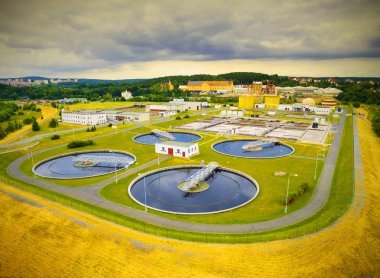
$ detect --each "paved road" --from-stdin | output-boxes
[352,115,365,214]
[0,116,172,149]
[7,111,349,233]
[0,109,212,149]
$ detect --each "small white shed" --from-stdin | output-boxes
[155,141,199,158]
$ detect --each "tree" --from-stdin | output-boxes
[0,127,6,139]
[5,121,15,133]
[23,118,33,125]
[51,134,60,140]
[372,110,380,137]
[22,103,31,110]
[103,93,113,101]
[32,119,40,131]
[49,118,58,128]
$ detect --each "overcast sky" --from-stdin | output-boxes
[0,0,379,78]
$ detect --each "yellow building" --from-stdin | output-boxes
[168,81,174,91]
[302,97,316,106]
[252,82,262,94]
[161,81,174,91]
[187,81,234,93]
[321,98,339,109]
[238,95,260,109]
[264,95,280,109]
[238,82,280,109]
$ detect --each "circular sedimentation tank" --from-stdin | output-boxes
[33,150,136,179]
[133,131,201,145]
[128,166,259,214]
[212,139,294,158]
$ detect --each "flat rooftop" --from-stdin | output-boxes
[157,141,197,147]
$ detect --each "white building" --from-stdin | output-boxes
[147,101,207,112]
[155,141,199,158]
[315,87,342,97]
[254,103,266,109]
[233,85,250,94]
[169,100,207,110]
[278,104,293,111]
[220,110,244,117]
[172,98,185,102]
[159,110,177,117]
[147,103,187,112]
[105,111,150,122]
[121,90,133,99]
[277,87,295,96]
[314,107,332,115]
[215,90,233,95]
[61,111,107,125]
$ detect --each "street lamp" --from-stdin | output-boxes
[111,124,118,135]
[138,173,147,212]
[144,175,147,212]
[25,147,36,177]
[285,173,298,213]
[314,150,325,180]
[114,162,118,183]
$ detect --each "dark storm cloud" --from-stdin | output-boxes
[0,0,379,75]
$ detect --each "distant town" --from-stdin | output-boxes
[0,78,78,87]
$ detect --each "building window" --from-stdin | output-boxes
[161,147,165,151]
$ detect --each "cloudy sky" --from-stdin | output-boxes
[0,0,379,78]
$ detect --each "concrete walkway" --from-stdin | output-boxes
[6,111,349,233]
[0,116,172,149]
[352,115,365,214]
[0,107,213,149]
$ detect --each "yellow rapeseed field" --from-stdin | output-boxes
[0,115,379,277]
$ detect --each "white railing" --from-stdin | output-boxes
[265,123,280,134]
[181,162,219,191]
[72,155,134,168]
[152,129,175,140]
[242,138,279,151]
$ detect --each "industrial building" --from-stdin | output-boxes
[185,81,234,93]
[155,141,199,158]
[61,111,107,125]
[278,103,332,115]
[106,111,151,122]
[121,90,133,99]
[146,99,208,113]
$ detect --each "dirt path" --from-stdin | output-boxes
[0,115,379,277]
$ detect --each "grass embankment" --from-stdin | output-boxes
[0,114,377,276]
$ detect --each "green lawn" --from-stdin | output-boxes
[99,131,323,224]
